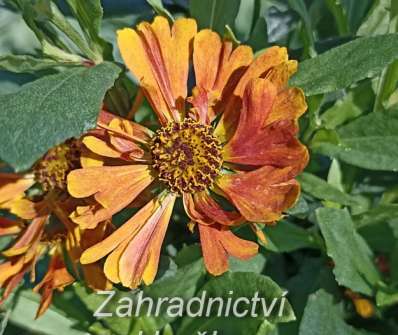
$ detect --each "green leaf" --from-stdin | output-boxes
[65,0,113,60]
[7,290,87,335]
[190,0,241,35]
[177,272,295,335]
[290,33,398,96]
[234,0,255,41]
[311,112,398,171]
[354,204,398,228]
[297,172,359,206]
[299,290,374,335]
[228,254,266,273]
[0,62,120,171]
[261,220,318,253]
[357,0,391,37]
[146,0,174,22]
[316,208,380,295]
[0,54,80,73]
[376,285,398,307]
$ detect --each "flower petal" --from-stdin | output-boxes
[118,193,176,288]
[191,191,242,226]
[0,173,34,206]
[214,47,289,142]
[0,217,22,236]
[117,17,197,124]
[80,196,166,264]
[216,166,301,223]
[222,78,309,170]
[198,224,258,276]
[3,215,47,257]
[68,165,154,227]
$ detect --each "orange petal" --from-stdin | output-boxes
[67,165,154,226]
[83,136,121,158]
[98,110,153,144]
[34,252,74,318]
[117,17,197,124]
[193,30,222,92]
[10,198,48,220]
[192,33,253,124]
[222,78,308,170]
[193,191,242,226]
[214,47,288,142]
[104,239,129,284]
[0,173,34,206]
[216,166,301,223]
[118,193,176,288]
[198,223,228,276]
[223,78,277,154]
[0,258,24,285]
[199,223,258,276]
[3,215,47,257]
[0,217,22,236]
[0,268,26,304]
[80,196,164,264]
[268,87,307,125]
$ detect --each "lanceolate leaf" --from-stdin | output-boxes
[297,172,359,206]
[0,54,81,73]
[316,208,380,296]
[312,112,398,171]
[291,33,398,96]
[65,0,113,60]
[0,62,120,171]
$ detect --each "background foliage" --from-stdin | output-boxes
[0,0,398,334]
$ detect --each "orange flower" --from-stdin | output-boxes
[68,16,308,288]
[0,140,111,318]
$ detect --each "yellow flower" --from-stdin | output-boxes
[67,16,308,288]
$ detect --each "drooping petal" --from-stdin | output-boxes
[183,191,242,226]
[199,223,258,276]
[118,193,176,287]
[80,196,167,264]
[9,198,48,220]
[0,217,22,236]
[33,250,75,318]
[117,17,197,124]
[216,166,301,223]
[67,165,154,227]
[0,173,35,206]
[2,215,47,257]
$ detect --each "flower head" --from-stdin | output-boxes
[68,16,308,288]
[0,140,111,317]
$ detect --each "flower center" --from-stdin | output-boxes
[151,119,222,194]
[34,139,81,192]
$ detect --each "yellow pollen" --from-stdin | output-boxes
[151,119,222,194]
[34,139,81,192]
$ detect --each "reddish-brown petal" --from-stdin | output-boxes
[216,166,301,223]
[33,251,74,318]
[199,223,258,276]
[193,191,243,226]
[0,217,22,236]
[222,78,308,170]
